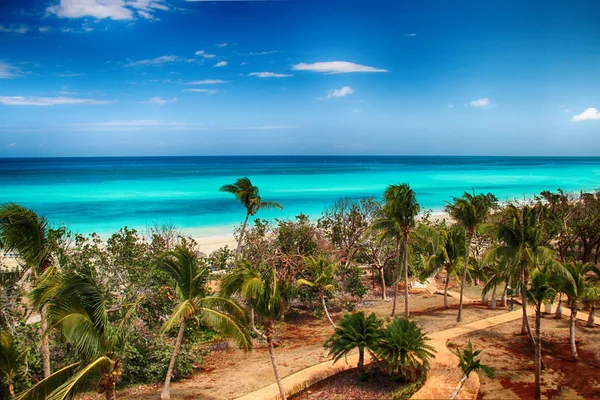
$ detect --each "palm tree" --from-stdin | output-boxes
[374,318,436,381]
[0,203,54,378]
[219,177,283,259]
[584,283,600,327]
[0,331,29,398]
[371,184,420,317]
[449,341,494,400]
[445,191,497,322]
[17,271,136,400]
[297,255,338,327]
[323,312,382,372]
[220,262,288,400]
[555,261,600,361]
[420,224,466,308]
[156,246,251,400]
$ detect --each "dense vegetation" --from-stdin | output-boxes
[1,182,599,400]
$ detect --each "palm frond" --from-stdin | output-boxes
[15,362,80,400]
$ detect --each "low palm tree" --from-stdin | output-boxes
[219,177,282,259]
[297,255,338,327]
[374,318,435,381]
[449,341,494,400]
[0,203,54,378]
[323,312,382,372]
[584,283,600,327]
[445,191,497,322]
[0,330,29,398]
[371,184,420,317]
[156,246,251,400]
[17,271,136,400]
[420,224,466,308]
[220,262,288,400]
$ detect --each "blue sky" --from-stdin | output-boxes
[1,0,599,157]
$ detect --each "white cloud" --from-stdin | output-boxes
[572,108,600,122]
[125,55,180,67]
[6,143,16,148]
[214,61,228,67]
[327,86,354,98]
[184,89,218,94]
[248,51,279,56]
[139,96,177,105]
[186,79,229,85]
[216,43,227,47]
[448,103,454,109]
[0,25,30,34]
[74,120,188,131]
[0,62,20,79]
[39,26,53,33]
[47,0,169,21]
[292,61,387,74]
[55,72,86,77]
[405,33,417,37]
[195,50,216,59]
[353,108,363,113]
[559,104,570,114]
[0,96,112,106]
[249,72,292,78]
[468,98,490,108]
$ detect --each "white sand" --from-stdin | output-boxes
[195,235,237,255]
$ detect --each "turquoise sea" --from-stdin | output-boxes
[1,156,599,237]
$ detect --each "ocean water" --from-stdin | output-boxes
[1,156,599,237]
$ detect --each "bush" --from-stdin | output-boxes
[337,264,367,298]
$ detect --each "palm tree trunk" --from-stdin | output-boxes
[534,303,542,400]
[161,319,186,400]
[449,373,469,400]
[380,266,387,301]
[321,292,336,328]
[490,286,497,310]
[234,212,250,260]
[266,323,286,400]
[457,233,471,323]
[555,294,563,319]
[402,235,410,318]
[358,347,365,371]
[443,271,450,309]
[391,240,401,317]
[8,376,14,398]
[40,305,51,379]
[570,307,578,361]
[587,304,596,327]
[520,263,533,339]
[105,385,117,400]
[501,283,508,307]
[481,290,489,307]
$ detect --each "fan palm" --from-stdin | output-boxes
[0,330,29,398]
[219,177,282,259]
[0,203,54,378]
[374,318,435,381]
[17,271,136,400]
[449,341,494,400]
[445,191,497,322]
[584,283,600,327]
[297,255,338,327]
[370,184,420,317]
[220,262,287,399]
[420,224,466,308]
[156,246,251,400]
[323,312,382,372]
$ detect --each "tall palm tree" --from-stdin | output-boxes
[554,261,600,361]
[420,224,466,308]
[374,318,436,381]
[219,177,283,259]
[18,271,137,400]
[449,341,494,400]
[220,262,288,400]
[323,312,382,372]
[297,255,338,327]
[445,191,497,322]
[0,330,29,398]
[156,246,251,400]
[0,203,54,378]
[371,184,420,317]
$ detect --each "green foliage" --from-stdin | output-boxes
[337,264,367,299]
[455,341,494,379]
[276,213,318,257]
[219,177,283,217]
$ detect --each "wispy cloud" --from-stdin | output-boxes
[0,96,112,106]
[39,26,53,33]
[328,86,353,98]
[139,96,177,105]
[66,120,189,131]
[0,24,30,34]
[467,98,490,108]
[247,50,279,56]
[216,42,228,47]
[214,61,228,67]
[292,61,387,74]
[405,33,417,37]
[55,72,87,77]
[249,72,292,78]
[195,50,215,59]
[125,55,181,67]
[559,104,570,114]
[572,108,600,122]
[47,0,169,21]
[0,62,21,79]
[448,103,454,109]
[183,89,218,94]
[186,79,229,85]
[6,143,16,148]
[222,125,298,130]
